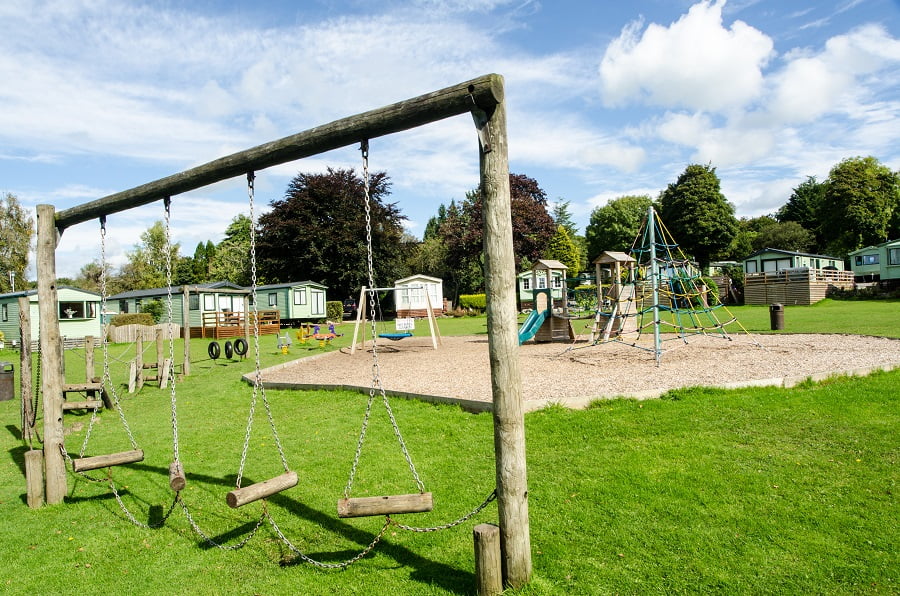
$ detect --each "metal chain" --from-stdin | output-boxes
[268,513,390,569]
[344,140,425,498]
[162,197,182,467]
[237,172,289,491]
[391,489,497,533]
[99,218,140,450]
[179,498,267,551]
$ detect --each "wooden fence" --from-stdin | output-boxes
[106,323,181,343]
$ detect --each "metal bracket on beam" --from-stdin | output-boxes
[469,94,493,154]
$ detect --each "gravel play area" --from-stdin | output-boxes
[259,333,900,411]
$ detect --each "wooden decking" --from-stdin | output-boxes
[744,268,854,305]
[191,310,280,339]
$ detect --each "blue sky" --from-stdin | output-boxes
[2,0,899,278]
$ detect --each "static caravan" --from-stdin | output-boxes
[253,281,328,325]
[0,286,102,346]
[107,282,272,338]
[848,239,900,283]
[743,248,845,274]
[393,275,444,318]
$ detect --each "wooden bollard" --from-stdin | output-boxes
[25,449,44,509]
[474,523,502,596]
[135,336,144,391]
[226,471,298,508]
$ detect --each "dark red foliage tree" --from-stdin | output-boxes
[256,168,406,300]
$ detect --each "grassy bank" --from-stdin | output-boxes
[0,300,896,594]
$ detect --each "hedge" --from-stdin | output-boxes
[110,313,155,327]
[458,294,486,311]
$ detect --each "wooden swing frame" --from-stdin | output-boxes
[33,73,532,587]
[349,285,442,354]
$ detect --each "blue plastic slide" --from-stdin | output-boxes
[518,309,547,344]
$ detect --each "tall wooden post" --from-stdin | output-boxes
[18,297,33,444]
[478,78,532,587]
[243,295,250,346]
[36,204,67,505]
[181,286,191,376]
[84,336,95,382]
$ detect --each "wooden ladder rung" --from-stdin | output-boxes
[226,471,298,508]
[62,382,103,393]
[72,449,144,473]
[62,400,102,411]
[337,492,433,518]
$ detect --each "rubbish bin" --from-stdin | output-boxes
[769,303,784,331]
[0,362,13,401]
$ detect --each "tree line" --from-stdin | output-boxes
[2,155,897,301]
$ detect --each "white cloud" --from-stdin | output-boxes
[770,24,900,123]
[599,0,774,112]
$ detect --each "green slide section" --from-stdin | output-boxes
[518,309,547,344]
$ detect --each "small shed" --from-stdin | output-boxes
[393,275,443,318]
[0,286,102,346]
[253,281,328,324]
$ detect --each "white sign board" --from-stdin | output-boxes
[395,317,415,331]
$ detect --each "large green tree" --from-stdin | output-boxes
[0,193,34,293]
[819,156,900,255]
[658,164,738,269]
[256,168,405,300]
[585,194,653,260]
[777,176,826,252]
[117,221,181,290]
[544,224,581,274]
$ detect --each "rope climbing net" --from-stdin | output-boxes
[572,206,760,364]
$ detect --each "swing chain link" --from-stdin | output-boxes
[344,140,424,498]
[268,512,390,569]
[391,489,497,533]
[99,217,140,451]
[237,171,290,492]
[162,197,182,465]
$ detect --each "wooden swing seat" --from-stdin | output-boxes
[226,470,298,508]
[337,492,433,518]
[72,449,144,473]
[169,461,186,492]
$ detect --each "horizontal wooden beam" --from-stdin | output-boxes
[54,74,504,231]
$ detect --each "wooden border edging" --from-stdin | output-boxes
[248,356,900,413]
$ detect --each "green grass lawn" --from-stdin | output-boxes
[0,300,897,594]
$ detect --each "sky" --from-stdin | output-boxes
[2,0,899,279]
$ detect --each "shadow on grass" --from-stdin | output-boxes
[63,461,475,594]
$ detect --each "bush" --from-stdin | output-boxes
[140,299,164,323]
[458,294,486,312]
[326,300,343,322]
[699,276,720,306]
[110,313,154,327]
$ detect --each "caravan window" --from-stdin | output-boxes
[203,294,215,311]
[268,293,277,307]
[311,290,325,314]
[218,295,232,311]
[1,304,6,322]
[59,301,87,319]
[890,248,900,266]
[293,289,306,305]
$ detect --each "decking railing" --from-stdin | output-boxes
[194,310,280,338]
[744,268,854,305]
